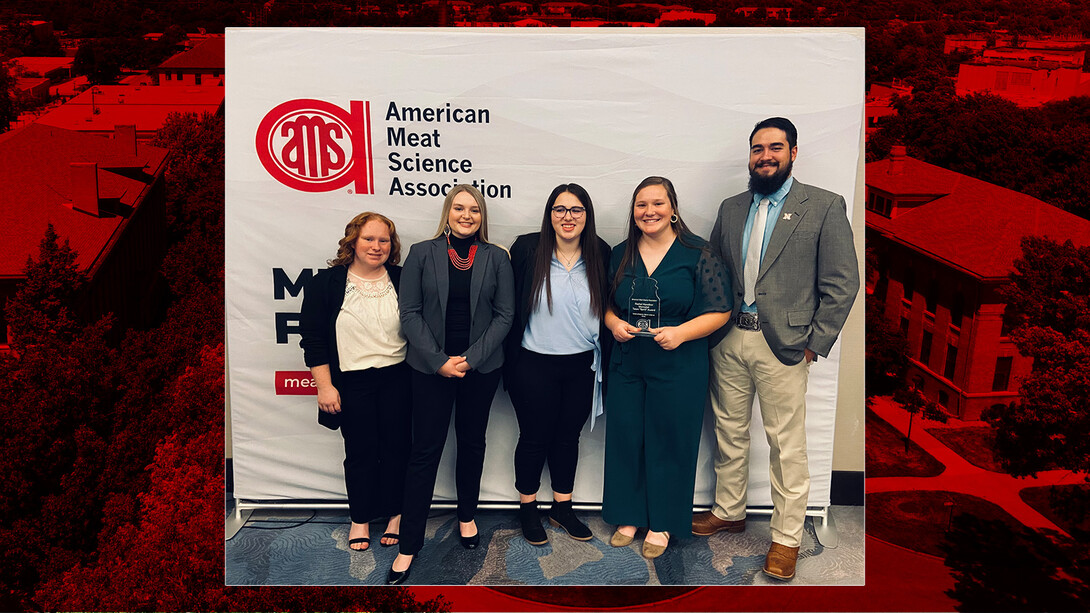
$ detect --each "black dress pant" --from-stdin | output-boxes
[509,348,595,496]
[398,367,502,555]
[337,362,412,524]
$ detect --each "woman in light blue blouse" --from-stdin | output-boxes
[503,183,612,546]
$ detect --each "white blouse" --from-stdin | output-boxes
[336,272,406,371]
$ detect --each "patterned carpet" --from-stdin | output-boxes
[225,504,864,586]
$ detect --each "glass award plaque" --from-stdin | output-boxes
[628,276,660,337]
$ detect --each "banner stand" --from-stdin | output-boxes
[225,28,864,545]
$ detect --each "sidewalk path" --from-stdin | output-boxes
[867,396,1078,537]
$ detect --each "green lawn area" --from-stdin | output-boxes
[1020,484,1090,540]
[866,407,945,478]
[925,425,1006,473]
[866,491,1024,557]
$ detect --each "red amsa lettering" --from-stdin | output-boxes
[275,371,319,395]
[255,99,374,194]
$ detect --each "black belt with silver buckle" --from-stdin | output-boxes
[736,312,761,331]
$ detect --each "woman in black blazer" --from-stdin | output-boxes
[387,184,515,585]
[299,212,411,552]
[503,183,611,546]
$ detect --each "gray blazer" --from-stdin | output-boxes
[709,180,859,365]
[399,236,515,374]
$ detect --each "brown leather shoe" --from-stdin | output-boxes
[763,542,799,580]
[691,511,746,536]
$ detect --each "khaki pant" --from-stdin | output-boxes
[709,325,810,547]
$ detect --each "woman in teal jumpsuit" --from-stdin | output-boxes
[602,176,732,559]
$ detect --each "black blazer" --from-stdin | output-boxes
[299,263,403,428]
[502,232,613,390]
[399,236,515,375]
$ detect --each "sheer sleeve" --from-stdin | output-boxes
[689,246,733,317]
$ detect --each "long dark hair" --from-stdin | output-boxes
[528,183,606,318]
[610,176,699,298]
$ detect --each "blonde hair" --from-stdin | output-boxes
[328,212,401,267]
[432,184,492,244]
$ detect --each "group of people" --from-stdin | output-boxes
[297,117,860,584]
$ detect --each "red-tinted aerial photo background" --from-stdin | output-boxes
[0,1,1087,611]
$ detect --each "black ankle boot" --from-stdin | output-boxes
[549,500,592,541]
[519,501,548,546]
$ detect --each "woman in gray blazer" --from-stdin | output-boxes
[387,184,515,585]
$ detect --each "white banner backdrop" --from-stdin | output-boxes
[226,28,863,510]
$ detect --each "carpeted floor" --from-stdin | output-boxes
[225,502,863,586]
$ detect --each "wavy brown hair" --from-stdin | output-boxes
[327,211,402,267]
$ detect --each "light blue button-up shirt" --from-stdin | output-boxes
[522,254,605,429]
[522,256,598,355]
[740,176,794,313]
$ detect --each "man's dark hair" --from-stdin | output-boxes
[749,117,797,149]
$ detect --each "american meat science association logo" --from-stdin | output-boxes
[255,99,374,194]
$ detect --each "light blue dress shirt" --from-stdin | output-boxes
[521,255,604,428]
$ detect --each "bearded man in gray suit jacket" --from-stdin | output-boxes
[691,117,859,581]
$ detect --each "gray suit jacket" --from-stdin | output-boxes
[399,236,515,374]
[709,180,859,365]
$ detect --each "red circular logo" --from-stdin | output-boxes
[255,99,372,193]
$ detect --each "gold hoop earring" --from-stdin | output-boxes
[670,214,679,223]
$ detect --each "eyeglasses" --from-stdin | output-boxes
[551,206,586,219]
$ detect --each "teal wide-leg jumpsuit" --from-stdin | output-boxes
[602,237,732,535]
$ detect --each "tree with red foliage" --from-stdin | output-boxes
[943,516,1090,611]
[72,40,124,84]
[4,225,92,348]
[893,385,947,453]
[0,109,232,611]
[32,345,226,612]
[151,111,224,228]
[865,250,908,396]
[94,112,227,524]
[988,236,1090,536]
[0,62,16,133]
[990,236,1090,479]
[865,296,908,395]
[35,345,447,612]
[0,226,119,609]
[22,96,446,611]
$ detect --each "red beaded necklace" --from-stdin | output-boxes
[446,233,478,270]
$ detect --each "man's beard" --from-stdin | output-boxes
[748,159,793,195]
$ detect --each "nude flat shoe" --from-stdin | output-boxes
[641,531,670,559]
[610,528,636,547]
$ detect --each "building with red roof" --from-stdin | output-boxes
[14,77,50,106]
[499,1,533,13]
[955,49,1090,106]
[33,84,223,141]
[734,6,793,19]
[149,35,224,87]
[657,9,717,24]
[944,34,1089,55]
[866,81,912,141]
[10,56,74,82]
[866,148,1090,419]
[0,123,169,348]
